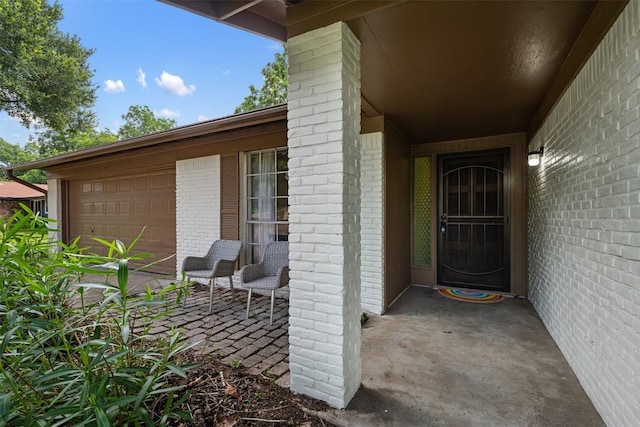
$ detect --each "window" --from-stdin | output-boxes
[245,148,288,263]
[413,156,431,266]
[29,199,48,218]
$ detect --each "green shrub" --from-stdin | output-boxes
[0,206,195,426]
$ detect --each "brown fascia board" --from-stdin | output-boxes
[158,0,286,41]
[6,104,287,172]
[287,0,406,39]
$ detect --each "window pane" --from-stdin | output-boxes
[251,245,261,263]
[277,149,288,172]
[277,197,288,221]
[263,223,276,243]
[250,153,260,174]
[277,224,289,241]
[261,150,275,173]
[257,198,275,222]
[257,173,275,198]
[277,172,288,197]
[413,156,431,267]
[248,223,260,243]
[249,199,260,220]
[250,176,261,197]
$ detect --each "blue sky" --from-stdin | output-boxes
[0,0,283,146]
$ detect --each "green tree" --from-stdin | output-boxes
[25,127,117,159]
[235,45,288,113]
[0,137,44,182]
[0,138,46,183]
[0,137,27,169]
[0,0,96,132]
[117,105,177,140]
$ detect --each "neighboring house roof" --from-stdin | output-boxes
[0,182,48,200]
[5,105,287,172]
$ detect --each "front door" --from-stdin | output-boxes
[438,150,509,292]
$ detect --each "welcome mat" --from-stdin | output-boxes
[437,288,505,303]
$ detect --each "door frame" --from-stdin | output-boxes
[409,133,528,296]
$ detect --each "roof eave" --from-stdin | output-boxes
[5,104,287,172]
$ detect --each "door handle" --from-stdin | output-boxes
[440,215,447,234]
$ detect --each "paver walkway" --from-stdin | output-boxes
[160,286,290,386]
[74,272,291,386]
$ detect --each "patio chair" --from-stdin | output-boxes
[240,241,289,325]
[181,239,242,313]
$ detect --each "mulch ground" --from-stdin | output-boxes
[165,351,339,427]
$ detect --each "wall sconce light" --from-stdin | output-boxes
[528,147,544,167]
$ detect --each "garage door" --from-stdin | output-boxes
[68,170,176,274]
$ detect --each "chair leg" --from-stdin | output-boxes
[246,289,253,319]
[229,276,235,297]
[208,278,214,313]
[270,290,275,325]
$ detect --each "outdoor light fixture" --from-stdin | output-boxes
[528,147,544,167]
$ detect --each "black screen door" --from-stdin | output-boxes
[438,150,509,292]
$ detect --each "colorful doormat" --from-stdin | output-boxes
[437,288,505,303]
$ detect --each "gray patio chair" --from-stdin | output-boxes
[240,241,289,325]
[181,239,242,313]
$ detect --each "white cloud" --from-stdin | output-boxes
[197,115,209,122]
[222,70,231,76]
[154,71,195,96]
[104,79,125,93]
[136,68,147,89]
[157,108,180,119]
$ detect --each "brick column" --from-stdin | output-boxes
[175,155,221,278]
[287,22,362,408]
[361,132,385,314]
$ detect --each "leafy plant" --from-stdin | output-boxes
[0,206,196,426]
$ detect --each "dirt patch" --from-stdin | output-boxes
[164,351,338,427]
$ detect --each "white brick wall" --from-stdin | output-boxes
[361,132,384,314]
[528,2,640,425]
[287,21,362,409]
[46,178,59,242]
[175,155,221,278]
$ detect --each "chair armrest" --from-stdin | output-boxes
[276,265,290,287]
[182,256,208,272]
[212,259,237,277]
[240,263,264,284]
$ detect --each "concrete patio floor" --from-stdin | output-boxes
[75,273,603,426]
[329,285,604,427]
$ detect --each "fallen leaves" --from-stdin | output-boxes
[162,351,336,426]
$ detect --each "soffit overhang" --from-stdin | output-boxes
[159,0,627,143]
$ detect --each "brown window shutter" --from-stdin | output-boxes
[220,153,239,240]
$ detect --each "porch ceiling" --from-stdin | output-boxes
[160,0,627,143]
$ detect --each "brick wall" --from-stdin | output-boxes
[287,21,362,408]
[175,155,221,278]
[361,132,384,313]
[528,2,640,424]
[0,200,20,219]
